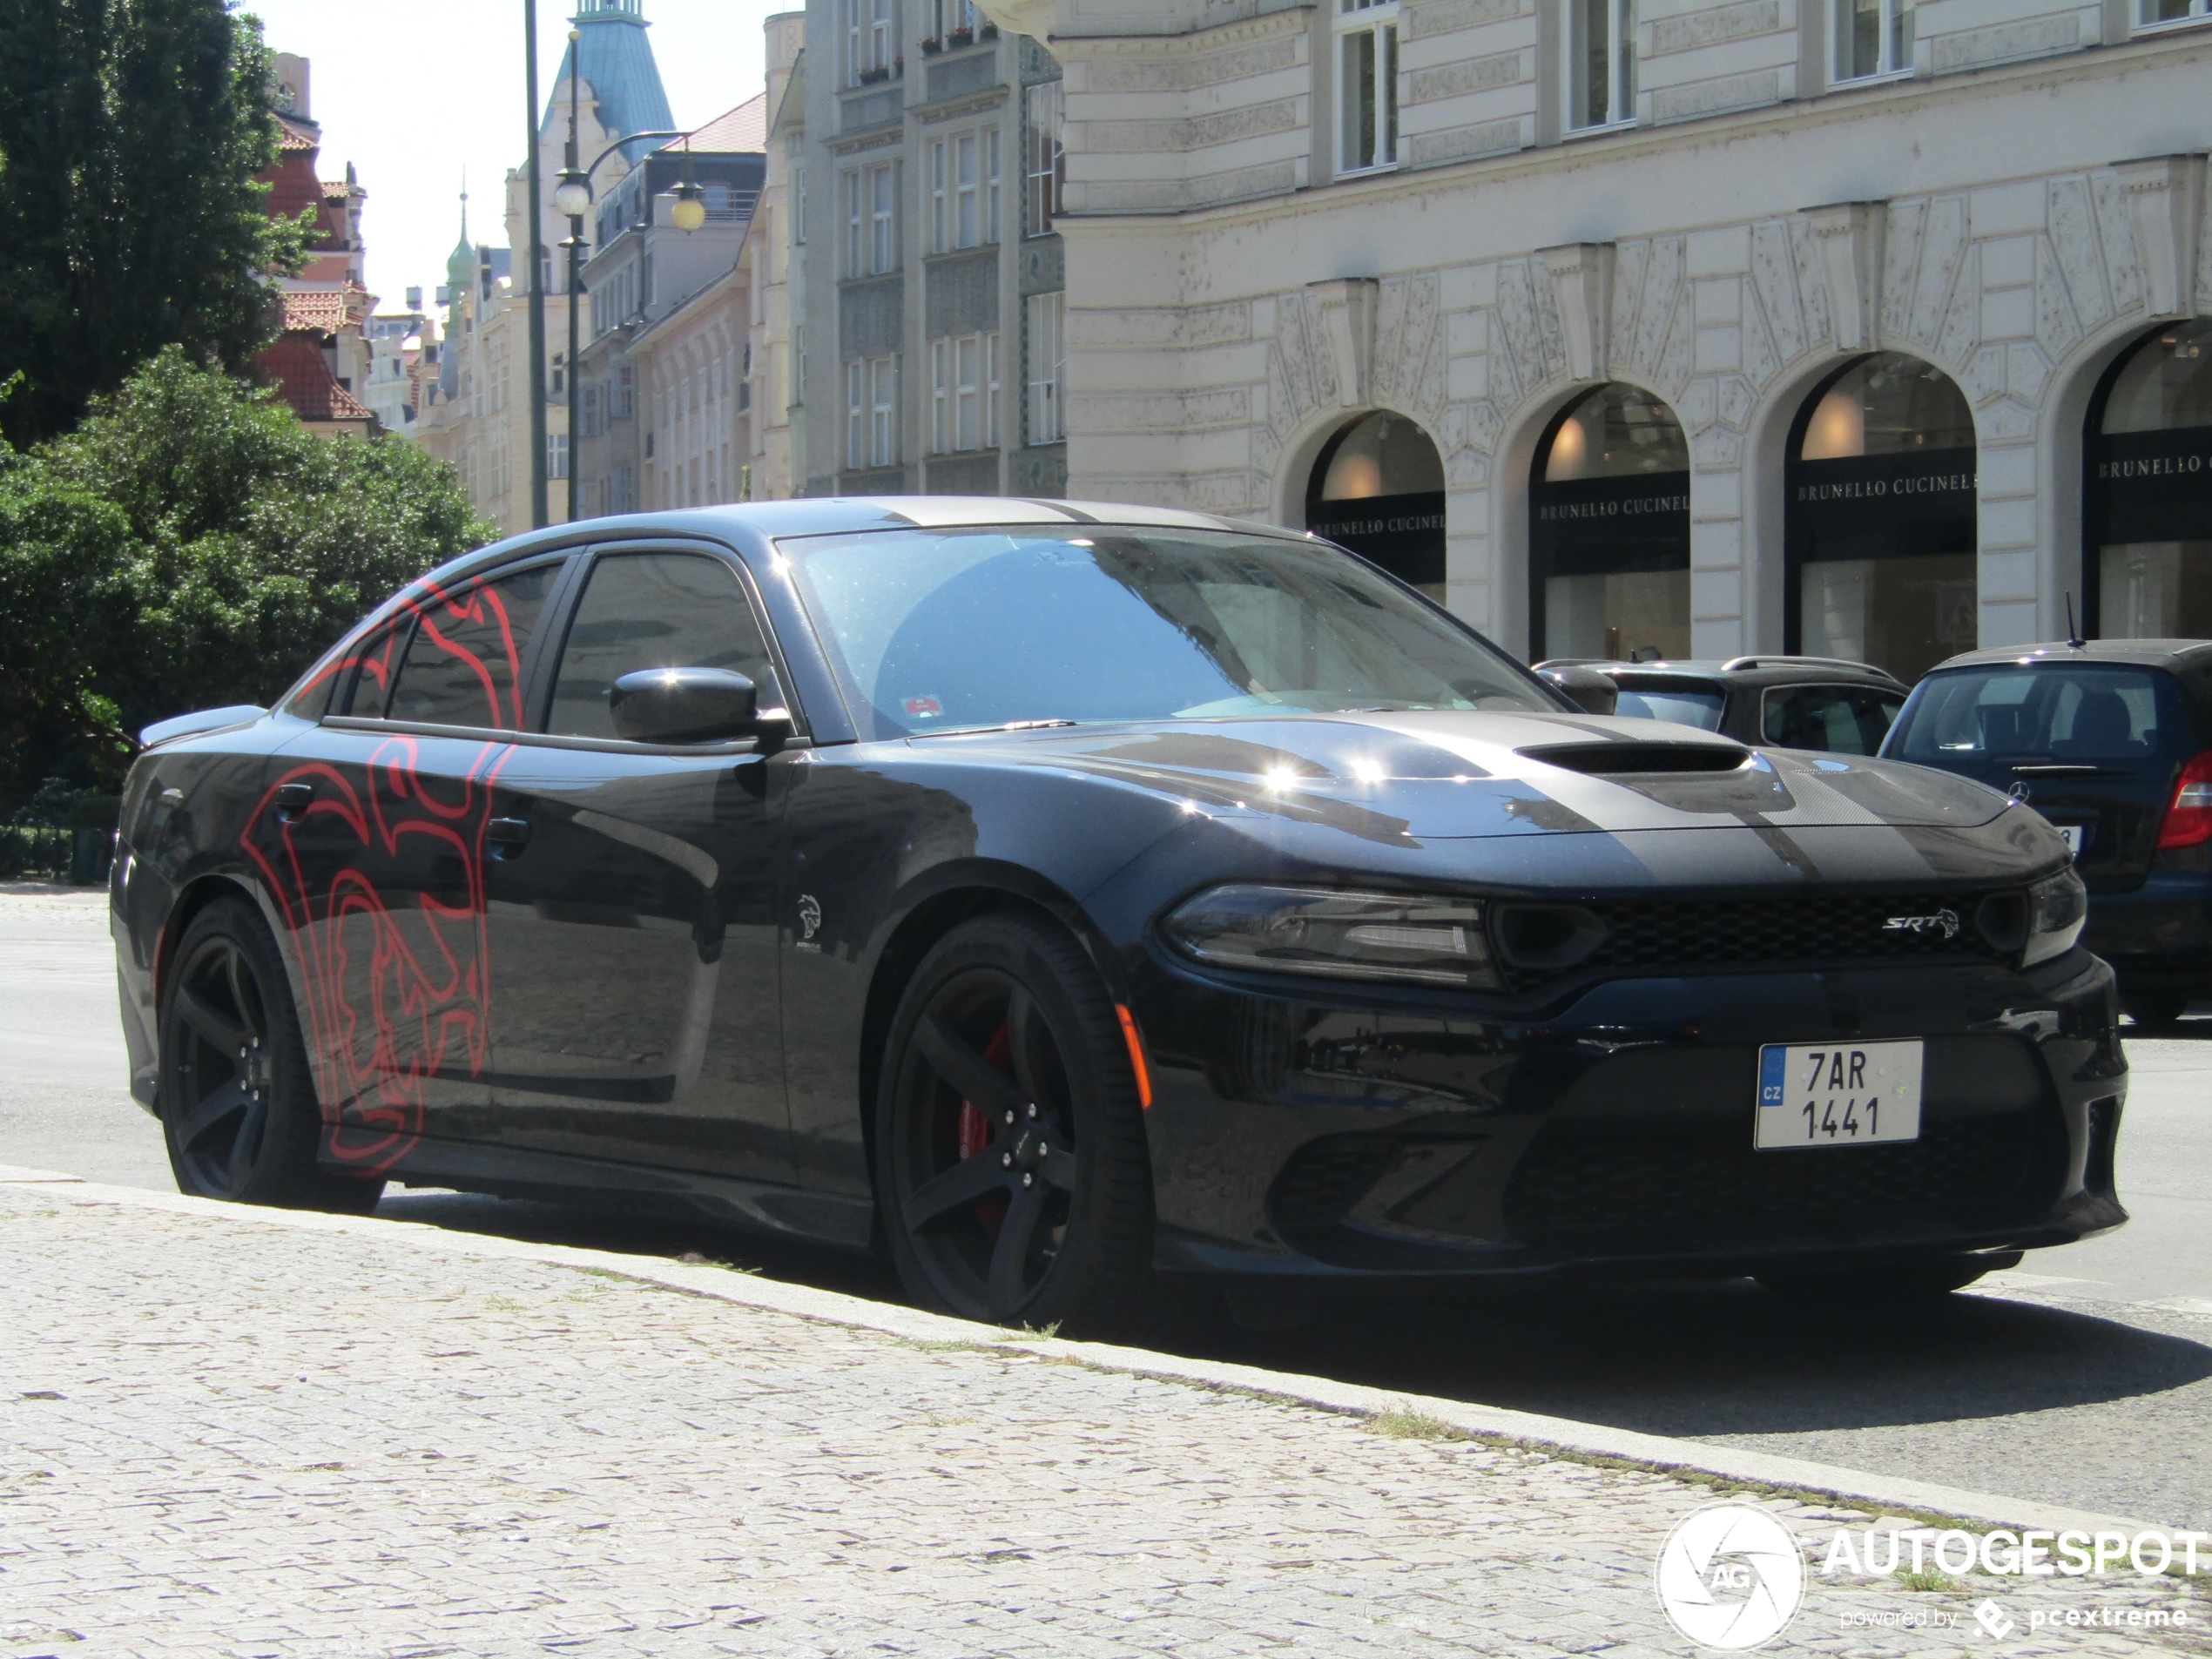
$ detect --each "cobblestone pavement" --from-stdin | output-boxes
[2,1186,2204,1658]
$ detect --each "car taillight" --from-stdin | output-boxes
[2157,751,2212,850]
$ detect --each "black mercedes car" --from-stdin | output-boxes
[1884,638,2212,1028]
[1535,656,1909,755]
[111,500,2126,1335]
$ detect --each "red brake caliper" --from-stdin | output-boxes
[957,1021,1012,1226]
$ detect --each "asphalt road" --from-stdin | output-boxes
[9,882,2209,1529]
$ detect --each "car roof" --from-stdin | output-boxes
[1925,639,2212,673]
[1546,657,1907,690]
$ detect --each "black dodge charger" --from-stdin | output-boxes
[111,499,2127,1334]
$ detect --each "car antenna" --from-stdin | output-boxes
[2065,593,2085,651]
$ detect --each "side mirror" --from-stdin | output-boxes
[610,667,777,745]
[1536,664,1619,717]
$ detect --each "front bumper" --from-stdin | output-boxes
[1131,948,2128,1285]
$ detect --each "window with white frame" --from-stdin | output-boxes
[549,433,570,480]
[2139,0,2211,24]
[1027,291,1066,445]
[869,162,898,273]
[927,0,979,40]
[929,131,1000,253]
[1568,0,1635,132]
[792,165,806,241]
[930,332,1000,453]
[843,0,897,83]
[1024,81,1064,236]
[870,355,900,467]
[1834,0,1912,80]
[1336,0,1399,173]
[843,170,864,276]
[615,363,636,420]
[846,361,867,468]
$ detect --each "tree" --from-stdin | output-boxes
[0,0,307,448]
[0,351,496,811]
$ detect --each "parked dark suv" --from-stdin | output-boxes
[1535,656,1909,754]
[1883,639,2212,1028]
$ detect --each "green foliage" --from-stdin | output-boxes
[0,0,308,448]
[0,350,496,810]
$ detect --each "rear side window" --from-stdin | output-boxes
[1889,666,2184,764]
[1761,685,1905,754]
[547,553,780,740]
[1612,685,1726,731]
[385,564,558,730]
[335,622,409,717]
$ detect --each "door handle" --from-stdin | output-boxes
[486,817,533,858]
[273,782,314,819]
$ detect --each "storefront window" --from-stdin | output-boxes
[1529,383,1690,662]
[1785,353,1977,682]
[2085,320,2212,639]
[1306,412,1447,602]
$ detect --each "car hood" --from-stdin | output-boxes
[956,710,2014,841]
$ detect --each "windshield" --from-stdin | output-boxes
[775,526,1554,740]
[1612,685,1726,731]
[1887,665,2183,765]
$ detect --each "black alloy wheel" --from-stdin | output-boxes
[158,899,383,1214]
[877,914,1154,1337]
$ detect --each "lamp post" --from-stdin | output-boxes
[524,0,550,530]
[559,30,586,522]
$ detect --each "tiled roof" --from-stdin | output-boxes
[277,114,318,154]
[259,334,374,426]
[686,93,766,155]
[320,179,353,201]
[279,284,371,335]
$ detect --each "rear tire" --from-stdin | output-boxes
[2124,991,2190,1033]
[157,898,384,1216]
[875,913,1154,1339]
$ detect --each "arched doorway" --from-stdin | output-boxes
[2085,320,2212,638]
[1528,383,1691,662]
[1305,412,1447,603]
[1785,353,1977,682]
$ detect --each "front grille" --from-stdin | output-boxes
[1502,1114,2061,1249]
[1499,894,2003,992]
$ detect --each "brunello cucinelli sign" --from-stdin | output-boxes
[1528,470,1691,573]
[2090,423,2212,544]
[1789,447,1979,526]
[1307,490,1447,586]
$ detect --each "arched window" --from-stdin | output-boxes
[1305,412,1447,602]
[1786,353,1976,681]
[2085,320,2212,638]
[1528,383,1690,662]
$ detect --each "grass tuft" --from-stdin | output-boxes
[1364,1402,1470,1442]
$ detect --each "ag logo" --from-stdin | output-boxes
[797,894,823,941]
[1655,1504,1804,1650]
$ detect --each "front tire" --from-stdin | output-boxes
[157,898,384,1215]
[875,914,1154,1338]
[2124,990,2190,1032]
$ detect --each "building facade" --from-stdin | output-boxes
[795,1,1070,498]
[364,291,438,435]
[980,0,2212,677]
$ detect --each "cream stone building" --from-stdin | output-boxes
[978,0,2212,678]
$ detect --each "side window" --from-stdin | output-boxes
[384,564,558,730]
[1762,685,1903,754]
[337,621,410,716]
[547,553,781,741]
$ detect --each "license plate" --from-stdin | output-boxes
[2056,824,2085,857]
[1756,1041,1923,1150]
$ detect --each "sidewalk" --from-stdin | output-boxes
[1,1178,2202,1658]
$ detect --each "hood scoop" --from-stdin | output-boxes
[1518,740,1751,776]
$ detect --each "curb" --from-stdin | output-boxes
[0,1163,2170,1540]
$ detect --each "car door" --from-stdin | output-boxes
[249,557,566,1170]
[482,544,797,1184]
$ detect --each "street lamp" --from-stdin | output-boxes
[670,143,708,233]
[561,29,586,523]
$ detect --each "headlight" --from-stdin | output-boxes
[2021,867,2088,968]
[1163,885,1501,989]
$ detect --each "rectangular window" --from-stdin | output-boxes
[986,128,1001,245]
[615,363,635,420]
[549,433,570,480]
[843,169,864,277]
[2138,0,2210,24]
[870,355,899,468]
[847,361,867,469]
[794,327,806,407]
[955,133,979,249]
[929,138,948,252]
[928,0,978,39]
[869,162,898,274]
[870,0,894,72]
[1337,0,1399,173]
[1834,0,1913,80]
[1025,81,1065,236]
[928,332,1001,453]
[1027,291,1066,445]
[1569,0,1635,132]
[793,165,806,242]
